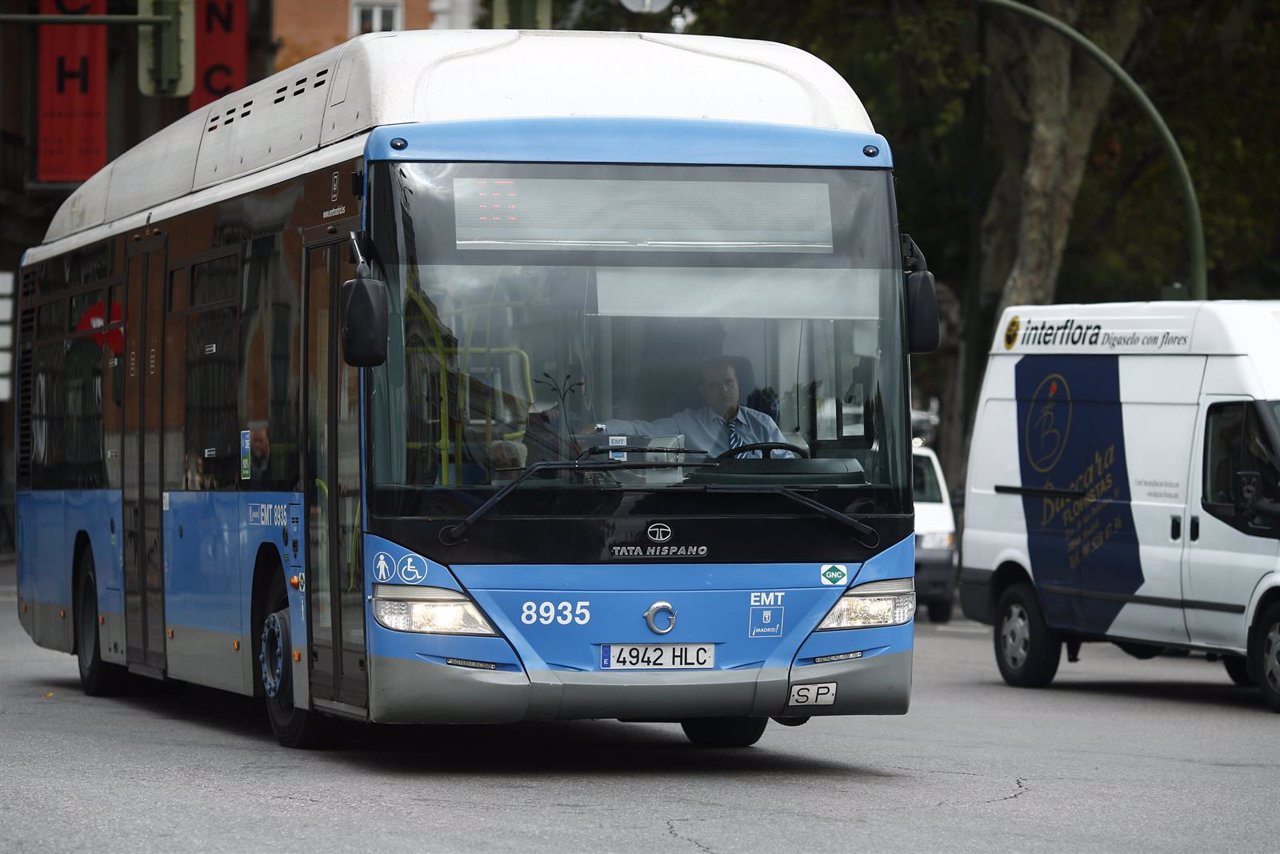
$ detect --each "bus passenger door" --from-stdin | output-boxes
[123,236,168,674]
[303,227,367,712]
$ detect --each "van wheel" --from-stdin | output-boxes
[680,717,768,748]
[1254,603,1280,712]
[1222,655,1254,687]
[994,584,1061,688]
[76,549,126,696]
[926,599,954,623]
[258,575,325,747]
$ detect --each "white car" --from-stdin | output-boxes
[913,446,958,622]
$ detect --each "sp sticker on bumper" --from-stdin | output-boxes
[789,683,837,706]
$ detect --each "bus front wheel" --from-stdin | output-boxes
[259,576,324,747]
[76,549,126,696]
[679,717,768,748]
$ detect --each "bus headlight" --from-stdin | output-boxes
[818,578,915,629]
[372,585,496,635]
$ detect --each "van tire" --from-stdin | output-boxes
[926,599,954,623]
[1254,602,1280,712]
[994,584,1061,688]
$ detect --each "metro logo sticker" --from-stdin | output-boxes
[820,564,847,586]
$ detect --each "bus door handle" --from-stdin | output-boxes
[1190,515,1200,542]
[1170,516,1181,541]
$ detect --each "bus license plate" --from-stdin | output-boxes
[601,643,714,670]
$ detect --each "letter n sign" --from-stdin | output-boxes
[188,0,247,111]
[37,0,107,183]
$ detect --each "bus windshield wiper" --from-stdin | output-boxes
[439,457,718,545]
[702,484,880,550]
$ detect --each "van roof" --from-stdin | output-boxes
[40,29,871,246]
[990,301,1280,358]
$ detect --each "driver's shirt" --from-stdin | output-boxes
[602,406,794,458]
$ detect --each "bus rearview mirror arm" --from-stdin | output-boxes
[902,233,940,354]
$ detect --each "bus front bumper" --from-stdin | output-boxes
[366,647,911,724]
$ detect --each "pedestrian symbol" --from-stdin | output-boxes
[373,552,395,583]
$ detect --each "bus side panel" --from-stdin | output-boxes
[164,491,248,694]
[19,490,73,652]
[15,493,35,640]
[65,489,127,665]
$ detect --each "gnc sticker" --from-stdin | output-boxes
[820,564,848,586]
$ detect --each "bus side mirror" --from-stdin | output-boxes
[340,276,389,368]
[907,269,940,354]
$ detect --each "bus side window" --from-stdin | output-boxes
[239,234,300,492]
[186,256,240,491]
[163,268,188,490]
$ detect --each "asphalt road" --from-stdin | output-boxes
[2,559,1276,853]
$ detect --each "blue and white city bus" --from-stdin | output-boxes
[15,30,938,748]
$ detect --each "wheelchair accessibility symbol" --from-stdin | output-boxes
[396,554,427,584]
[373,552,396,583]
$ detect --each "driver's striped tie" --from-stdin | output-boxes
[726,420,746,458]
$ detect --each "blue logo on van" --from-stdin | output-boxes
[1016,355,1142,633]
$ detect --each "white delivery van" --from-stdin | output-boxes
[913,446,958,622]
[960,302,1280,710]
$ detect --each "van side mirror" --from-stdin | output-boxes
[340,276,389,367]
[907,269,940,354]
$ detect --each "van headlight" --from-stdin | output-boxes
[918,532,956,550]
[372,585,496,635]
[818,578,915,629]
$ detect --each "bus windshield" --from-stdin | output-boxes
[367,161,909,516]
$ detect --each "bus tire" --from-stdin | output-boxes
[1222,654,1254,687]
[994,583,1061,688]
[76,549,126,696]
[1254,602,1280,712]
[680,717,768,748]
[259,574,324,748]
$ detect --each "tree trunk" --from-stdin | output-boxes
[948,0,1144,496]
[995,0,1144,316]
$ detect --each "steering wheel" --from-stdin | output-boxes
[714,442,809,460]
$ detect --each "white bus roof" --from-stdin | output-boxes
[40,29,871,246]
[991,301,1280,359]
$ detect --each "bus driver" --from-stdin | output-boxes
[600,356,794,459]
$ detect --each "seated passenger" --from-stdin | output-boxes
[601,356,793,459]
